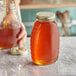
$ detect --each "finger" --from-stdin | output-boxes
[21,23,25,29]
[18,29,26,39]
[17,34,27,47]
[16,23,26,39]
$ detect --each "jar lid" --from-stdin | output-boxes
[36,12,55,21]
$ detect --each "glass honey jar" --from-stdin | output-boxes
[31,12,59,65]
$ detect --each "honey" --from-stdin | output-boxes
[0,28,20,49]
[31,12,59,65]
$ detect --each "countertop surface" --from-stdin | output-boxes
[0,37,76,76]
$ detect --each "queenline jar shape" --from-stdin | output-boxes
[31,12,59,65]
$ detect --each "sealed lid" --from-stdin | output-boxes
[36,12,55,21]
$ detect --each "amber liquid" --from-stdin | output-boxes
[0,28,19,49]
[31,21,59,65]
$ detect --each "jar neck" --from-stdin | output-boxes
[36,19,55,22]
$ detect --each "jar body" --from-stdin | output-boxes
[31,20,59,65]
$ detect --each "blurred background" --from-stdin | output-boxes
[20,0,76,37]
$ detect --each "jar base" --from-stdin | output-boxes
[33,57,58,65]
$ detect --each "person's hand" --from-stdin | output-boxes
[16,23,27,47]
